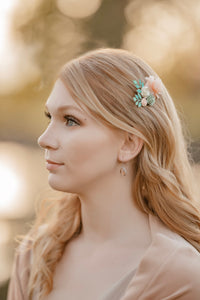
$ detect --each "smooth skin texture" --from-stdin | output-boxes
[38,78,150,245]
[37,79,152,298]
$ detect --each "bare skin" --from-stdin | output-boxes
[38,79,152,299]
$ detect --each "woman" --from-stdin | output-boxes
[7,48,200,300]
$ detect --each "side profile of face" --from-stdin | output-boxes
[37,79,125,194]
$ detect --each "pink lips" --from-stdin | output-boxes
[46,159,64,171]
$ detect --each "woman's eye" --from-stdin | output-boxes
[44,111,51,124]
[64,116,79,126]
[44,111,79,127]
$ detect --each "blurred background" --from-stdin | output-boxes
[0,0,200,298]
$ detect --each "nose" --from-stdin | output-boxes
[37,126,59,150]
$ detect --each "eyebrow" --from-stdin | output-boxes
[45,104,84,114]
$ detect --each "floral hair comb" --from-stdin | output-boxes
[132,75,162,107]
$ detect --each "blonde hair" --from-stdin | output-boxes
[17,48,200,299]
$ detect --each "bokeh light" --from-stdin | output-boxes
[56,0,102,18]
[0,0,41,95]
[0,161,22,214]
[0,142,49,219]
[123,0,199,74]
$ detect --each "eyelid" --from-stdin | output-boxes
[44,110,80,125]
[44,111,78,120]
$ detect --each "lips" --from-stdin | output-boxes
[45,159,64,171]
[46,159,64,165]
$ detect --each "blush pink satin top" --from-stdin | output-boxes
[7,214,200,300]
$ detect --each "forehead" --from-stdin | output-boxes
[45,79,84,111]
[45,79,123,133]
[45,79,105,126]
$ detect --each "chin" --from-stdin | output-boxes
[48,175,78,193]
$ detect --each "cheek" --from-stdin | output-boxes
[64,129,118,172]
[47,127,122,193]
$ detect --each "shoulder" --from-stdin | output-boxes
[7,224,48,300]
[7,237,33,300]
[143,233,200,299]
[121,214,200,300]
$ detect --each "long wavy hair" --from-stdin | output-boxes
[17,48,200,300]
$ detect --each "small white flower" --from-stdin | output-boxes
[141,98,147,106]
[141,85,150,97]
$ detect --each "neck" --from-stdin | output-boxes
[76,172,151,248]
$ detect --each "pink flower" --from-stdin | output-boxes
[141,98,147,106]
[145,75,162,96]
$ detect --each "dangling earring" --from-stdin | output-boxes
[120,165,127,176]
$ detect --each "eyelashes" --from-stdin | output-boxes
[44,111,51,119]
[44,111,80,126]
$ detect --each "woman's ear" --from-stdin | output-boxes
[118,132,143,163]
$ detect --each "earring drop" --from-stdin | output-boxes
[120,165,127,176]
